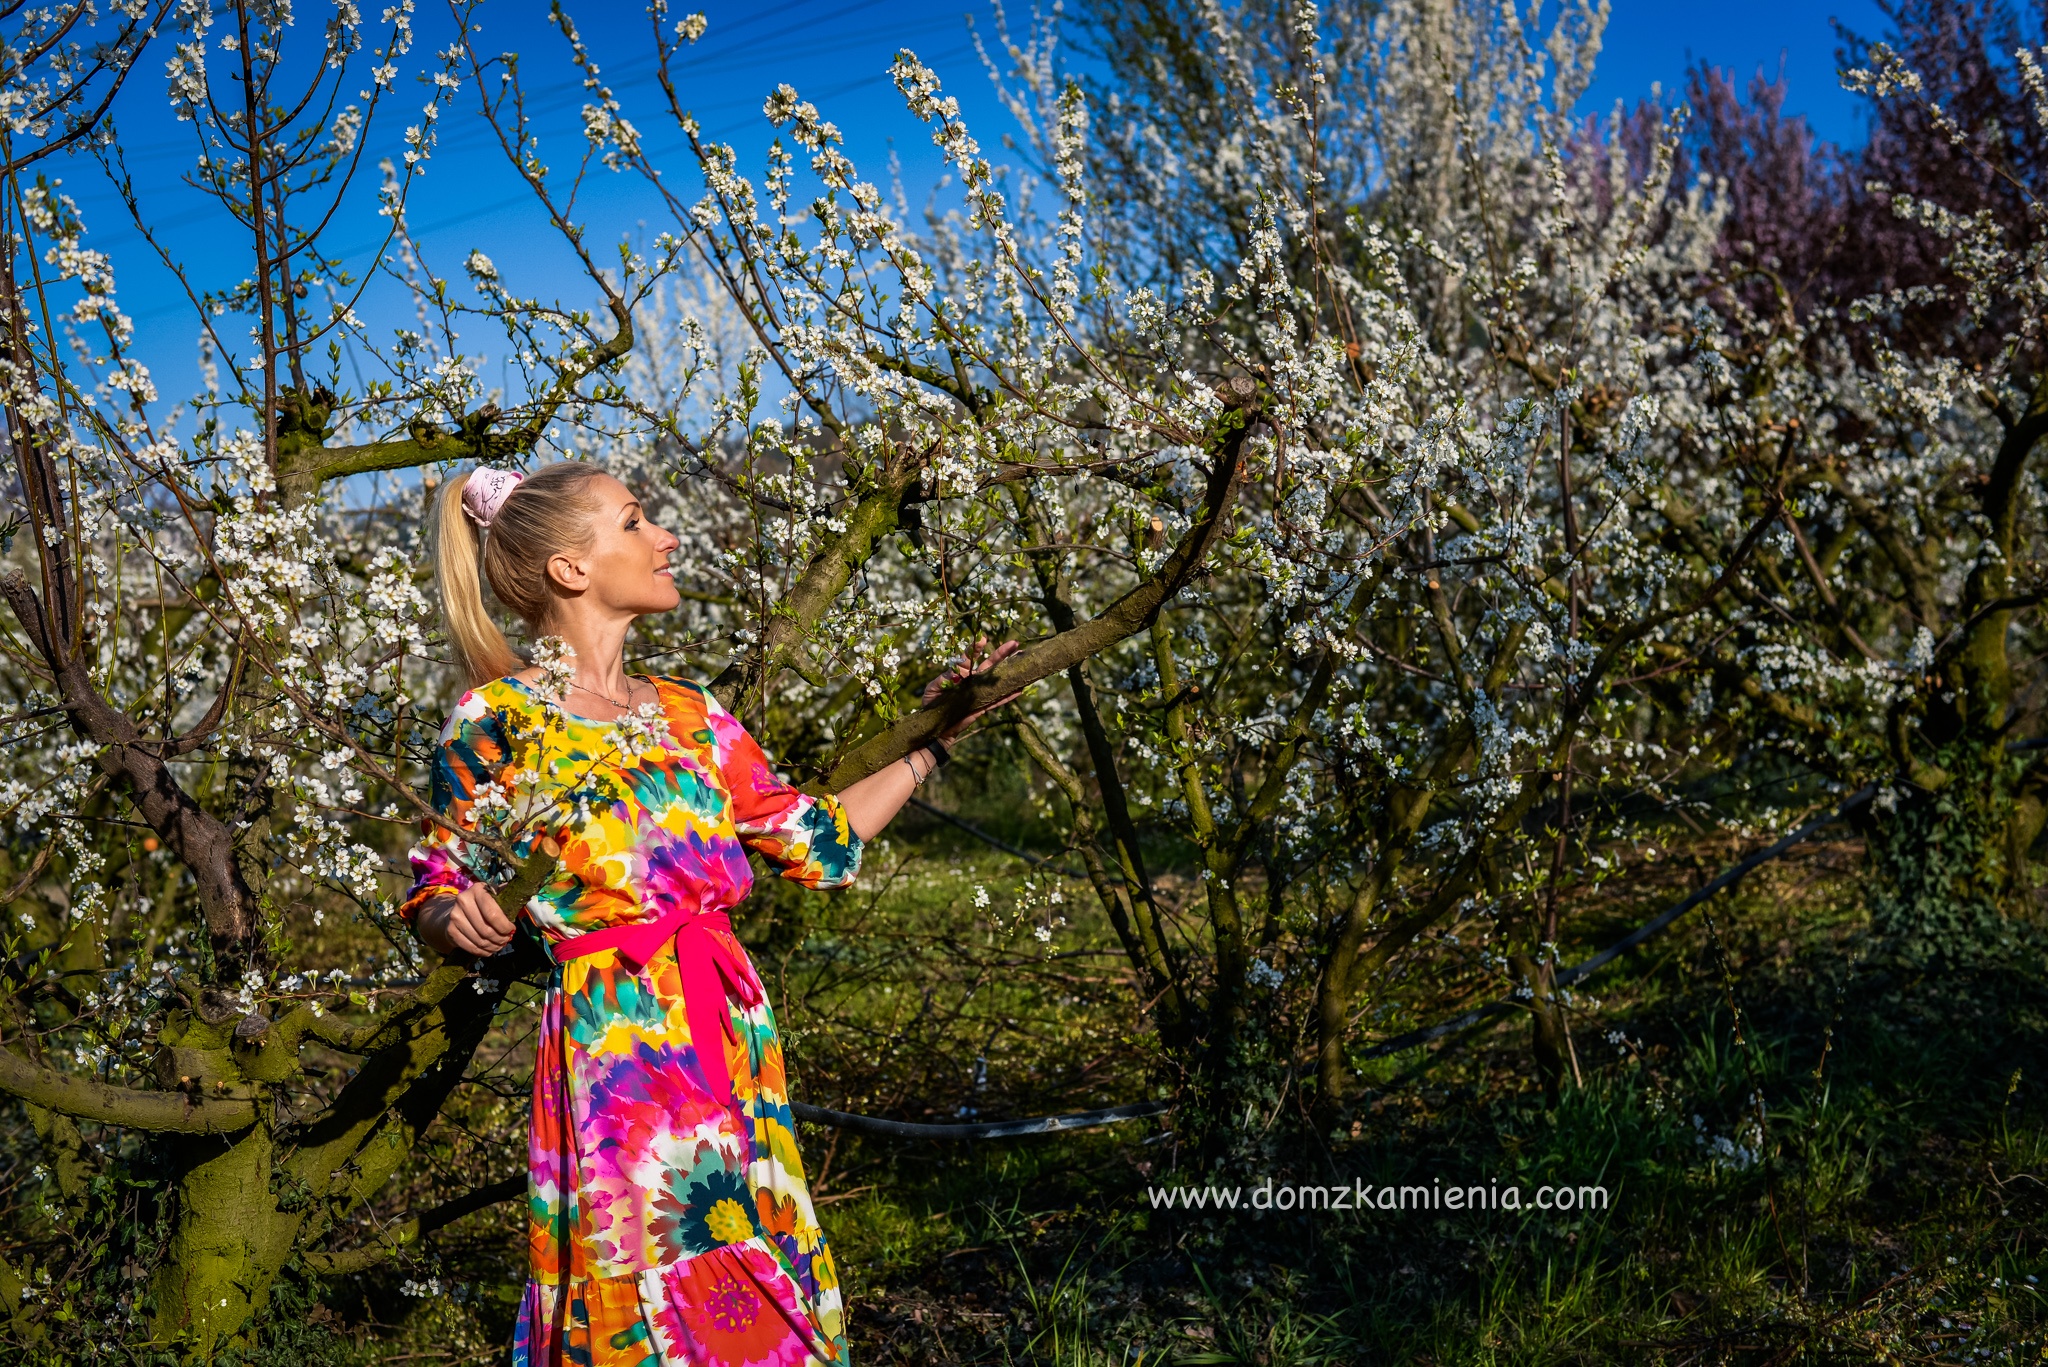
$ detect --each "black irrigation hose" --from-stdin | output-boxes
[904,795,1086,878]
[789,1098,1170,1140]
[338,779,1917,1229]
[1553,783,1877,987]
[801,784,1883,1134]
[1352,784,1879,1061]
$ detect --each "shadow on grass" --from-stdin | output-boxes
[828,939,2048,1364]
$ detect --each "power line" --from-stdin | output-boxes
[91,0,925,166]
[114,37,979,328]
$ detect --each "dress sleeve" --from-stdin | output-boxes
[692,684,863,890]
[399,688,514,924]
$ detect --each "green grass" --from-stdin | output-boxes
[262,811,2048,1365]
[799,843,2048,1364]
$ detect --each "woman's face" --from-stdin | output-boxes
[545,473,682,618]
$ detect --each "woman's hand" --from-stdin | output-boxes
[415,883,518,958]
[921,636,1023,742]
[839,637,1027,843]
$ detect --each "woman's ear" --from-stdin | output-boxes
[545,549,590,596]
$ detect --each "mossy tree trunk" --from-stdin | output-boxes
[1860,377,2048,961]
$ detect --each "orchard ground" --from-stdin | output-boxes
[274,772,2048,1365]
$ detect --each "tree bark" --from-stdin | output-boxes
[825,397,1256,788]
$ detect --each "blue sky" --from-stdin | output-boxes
[1588,0,1889,144]
[58,0,1894,410]
[63,0,1022,406]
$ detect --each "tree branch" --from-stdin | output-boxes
[274,260,635,501]
[298,1174,524,1276]
[825,396,1257,787]
[707,457,924,715]
[0,1044,255,1134]
[0,570,264,962]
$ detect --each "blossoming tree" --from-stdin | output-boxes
[3,0,2039,1355]
[1666,17,2048,966]
[990,0,1793,1127]
[0,0,1316,1355]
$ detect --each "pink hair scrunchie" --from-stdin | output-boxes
[462,467,524,529]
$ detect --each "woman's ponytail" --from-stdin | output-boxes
[431,462,610,686]
[434,471,521,686]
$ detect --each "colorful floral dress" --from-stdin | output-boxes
[402,674,861,1366]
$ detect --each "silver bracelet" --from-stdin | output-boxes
[902,750,929,785]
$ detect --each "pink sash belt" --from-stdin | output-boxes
[553,904,763,1125]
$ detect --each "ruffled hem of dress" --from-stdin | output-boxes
[512,1237,844,1367]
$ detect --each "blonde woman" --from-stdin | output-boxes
[404,463,1015,1366]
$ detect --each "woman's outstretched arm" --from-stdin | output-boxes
[835,751,934,842]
